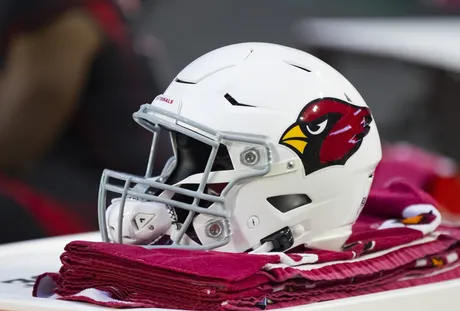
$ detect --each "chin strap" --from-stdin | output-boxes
[132,156,177,194]
[249,227,295,254]
[249,241,274,254]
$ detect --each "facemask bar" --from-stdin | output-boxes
[98,103,273,251]
[144,132,159,179]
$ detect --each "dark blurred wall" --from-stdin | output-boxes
[138,0,450,78]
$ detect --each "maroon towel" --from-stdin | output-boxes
[32,177,460,311]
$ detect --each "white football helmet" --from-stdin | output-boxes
[98,42,382,253]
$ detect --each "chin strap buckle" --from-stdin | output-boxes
[260,226,294,252]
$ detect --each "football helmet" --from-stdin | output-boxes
[98,42,382,253]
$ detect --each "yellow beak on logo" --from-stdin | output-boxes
[280,124,308,154]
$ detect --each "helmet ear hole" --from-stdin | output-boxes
[267,194,312,213]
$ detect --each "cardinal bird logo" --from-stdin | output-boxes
[279,97,372,175]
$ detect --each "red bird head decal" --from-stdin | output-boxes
[279,97,372,175]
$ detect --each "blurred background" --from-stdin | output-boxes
[1,0,460,244]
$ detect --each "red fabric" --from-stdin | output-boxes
[431,175,460,216]
[375,142,460,223]
[84,0,128,46]
[0,174,90,236]
[33,238,460,310]
[32,176,460,310]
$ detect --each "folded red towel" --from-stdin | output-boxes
[377,142,460,224]
[33,178,460,310]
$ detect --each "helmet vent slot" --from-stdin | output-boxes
[267,194,312,213]
[224,93,256,108]
[287,63,311,73]
[175,78,196,84]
